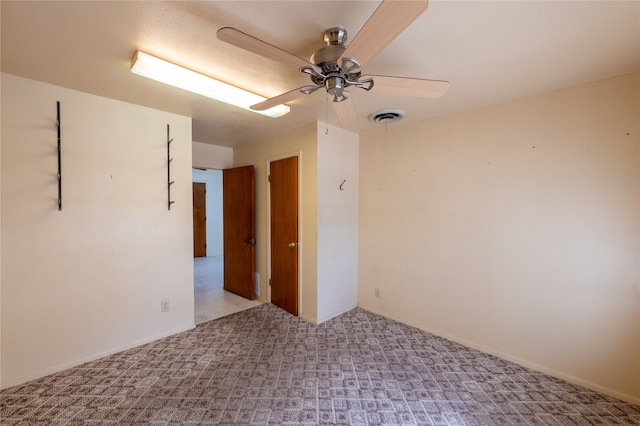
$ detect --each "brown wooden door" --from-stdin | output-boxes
[192,182,207,258]
[270,156,299,316]
[223,166,256,300]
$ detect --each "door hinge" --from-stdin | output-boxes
[268,174,271,182]
[269,279,272,286]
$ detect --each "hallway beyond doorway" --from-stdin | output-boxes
[194,256,261,324]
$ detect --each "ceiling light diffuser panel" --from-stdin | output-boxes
[130,51,290,118]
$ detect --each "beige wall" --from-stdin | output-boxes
[234,121,359,324]
[317,124,359,323]
[1,74,194,388]
[359,72,640,403]
[234,123,319,321]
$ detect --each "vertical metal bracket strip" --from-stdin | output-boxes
[57,101,62,211]
[167,124,175,210]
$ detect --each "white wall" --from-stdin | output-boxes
[0,73,3,379]
[192,141,233,170]
[192,169,223,257]
[359,72,640,403]
[317,124,359,323]
[234,123,318,320]
[1,74,194,389]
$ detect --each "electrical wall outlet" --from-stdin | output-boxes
[374,288,381,298]
[161,299,170,312]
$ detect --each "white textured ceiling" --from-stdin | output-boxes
[2,1,639,147]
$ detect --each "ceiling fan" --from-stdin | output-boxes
[217,0,449,128]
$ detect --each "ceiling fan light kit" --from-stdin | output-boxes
[130,51,290,118]
[215,0,449,128]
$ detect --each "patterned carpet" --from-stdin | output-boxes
[1,304,639,425]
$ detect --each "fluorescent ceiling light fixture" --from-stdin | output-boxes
[130,51,289,118]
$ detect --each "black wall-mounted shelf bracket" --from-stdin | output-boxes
[167,124,175,210]
[57,101,62,211]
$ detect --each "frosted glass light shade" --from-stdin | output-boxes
[131,51,290,118]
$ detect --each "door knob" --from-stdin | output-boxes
[245,238,256,244]
[288,242,299,248]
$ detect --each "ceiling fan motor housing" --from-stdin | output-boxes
[308,27,362,100]
[311,27,347,67]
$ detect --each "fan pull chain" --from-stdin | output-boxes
[325,93,329,134]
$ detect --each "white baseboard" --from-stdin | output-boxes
[1,323,196,391]
[358,304,640,406]
[299,303,358,325]
[316,304,359,325]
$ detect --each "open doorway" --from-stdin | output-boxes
[192,168,260,324]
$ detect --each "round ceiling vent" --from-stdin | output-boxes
[368,109,405,124]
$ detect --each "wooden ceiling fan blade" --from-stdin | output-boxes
[332,94,358,128]
[340,0,428,67]
[250,86,311,111]
[217,27,319,72]
[366,74,449,98]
